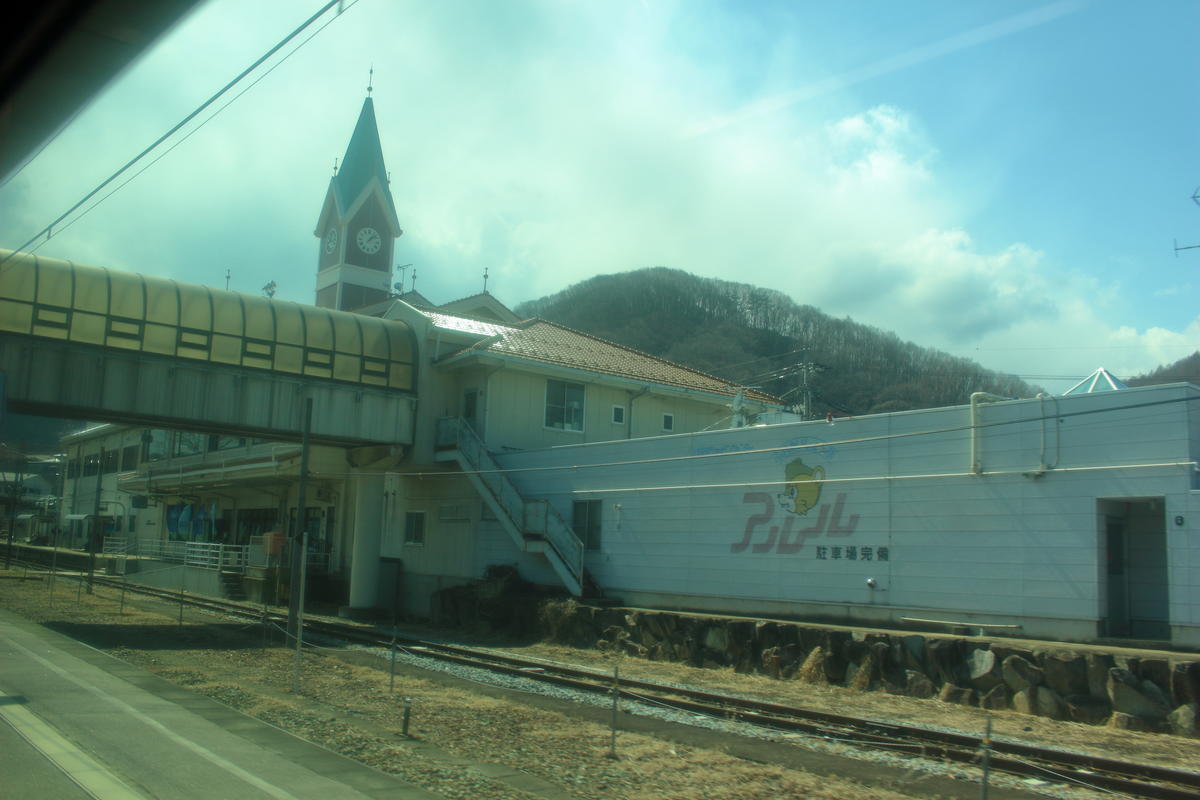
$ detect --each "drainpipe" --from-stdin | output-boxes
[970,392,1008,475]
[627,387,650,439]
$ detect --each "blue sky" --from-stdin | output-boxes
[1,0,1196,392]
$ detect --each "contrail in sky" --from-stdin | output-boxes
[684,0,1086,139]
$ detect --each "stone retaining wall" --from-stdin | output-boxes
[537,600,1200,738]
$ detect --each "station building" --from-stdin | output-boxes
[48,94,1200,647]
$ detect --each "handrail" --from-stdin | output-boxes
[442,417,584,585]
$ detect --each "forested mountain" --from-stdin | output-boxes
[516,268,1038,416]
[1128,352,1200,387]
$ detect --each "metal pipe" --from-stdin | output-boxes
[969,392,1008,475]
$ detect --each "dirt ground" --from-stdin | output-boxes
[3,569,1197,800]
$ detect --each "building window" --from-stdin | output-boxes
[572,500,602,551]
[611,405,625,425]
[404,511,426,545]
[662,413,674,432]
[83,453,99,477]
[102,450,118,474]
[545,380,584,432]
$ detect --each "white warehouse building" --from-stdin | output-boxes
[471,378,1200,647]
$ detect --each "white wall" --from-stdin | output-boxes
[493,384,1199,643]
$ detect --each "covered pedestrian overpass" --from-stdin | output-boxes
[0,250,417,445]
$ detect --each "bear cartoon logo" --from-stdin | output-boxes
[779,458,824,516]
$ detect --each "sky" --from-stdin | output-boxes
[2,0,1197,393]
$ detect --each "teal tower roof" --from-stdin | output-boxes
[331,97,400,228]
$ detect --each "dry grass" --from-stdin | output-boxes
[0,571,938,799]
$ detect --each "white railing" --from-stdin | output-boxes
[438,417,584,590]
[102,536,129,555]
[134,539,249,571]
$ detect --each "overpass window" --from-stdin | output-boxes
[121,445,139,471]
[83,454,99,477]
[102,450,118,474]
[174,432,206,457]
[545,380,584,432]
[141,430,168,462]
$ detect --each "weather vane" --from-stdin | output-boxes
[483,266,489,292]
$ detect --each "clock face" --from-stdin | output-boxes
[356,226,382,255]
[324,227,338,255]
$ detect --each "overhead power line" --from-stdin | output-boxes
[0,0,355,270]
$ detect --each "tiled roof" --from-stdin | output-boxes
[441,316,780,403]
[426,312,510,337]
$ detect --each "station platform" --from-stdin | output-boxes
[0,608,442,800]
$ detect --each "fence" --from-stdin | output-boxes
[114,538,250,572]
[104,535,327,574]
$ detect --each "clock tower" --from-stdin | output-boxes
[314,95,402,311]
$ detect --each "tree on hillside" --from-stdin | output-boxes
[517,267,1039,415]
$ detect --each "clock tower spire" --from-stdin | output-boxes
[314,92,402,311]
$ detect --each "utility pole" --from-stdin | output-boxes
[795,362,824,420]
[87,446,103,593]
[287,398,314,642]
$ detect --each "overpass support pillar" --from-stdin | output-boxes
[345,472,384,615]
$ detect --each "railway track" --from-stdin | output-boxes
[23,565,1200,800]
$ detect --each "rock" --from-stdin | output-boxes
[1137,658,1170,696]
[621,640,647,658]
[927,638,965,686]
[754,621,785,653]
[1167,704,1199,737]
[1107,711,1158,732]
[1141,679,1172,710]
[1065,694,1111,725]
[980,684,1012,710]
[822,646,848,684]
[1002,655,1044,693]
[1086,652,1115,698]
[797,646,828,684]
[937,684,975,706]
[1014,687,1066,720]
[778,643,803,678]
[896,635,926,672]
[1107,668,1169,721]
[991,645,1037,665]
[1170,661,1200,706]
[1041,652,1089,697]
[904,670,935,699]
[703,625,730,653]
[967,648,1003,693]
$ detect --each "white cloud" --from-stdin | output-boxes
[1,0,1193,388]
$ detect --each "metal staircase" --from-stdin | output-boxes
[435,418,585,596]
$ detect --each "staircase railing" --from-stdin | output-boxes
[437,417,584,592]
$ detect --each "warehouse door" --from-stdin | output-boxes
[1099,498,1168,640]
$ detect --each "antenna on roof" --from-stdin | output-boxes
[411,269,417,293]
[395,263,411,292]
[332,157,338,176]
[483,266,489,292]
[225,268,231,291]
[1173,187,1200,256]
[262,280,277,298]
[367,65,374,96]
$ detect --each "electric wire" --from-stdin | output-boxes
[52,0,361,243]
[0,0,352,270]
